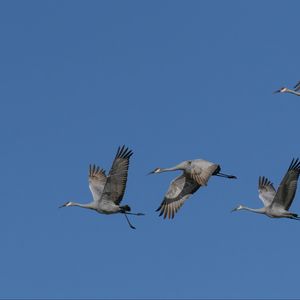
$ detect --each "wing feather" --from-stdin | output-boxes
[272,158,300,210]
[190,160,219,186]
[100,145,133,205]
[258,176,276,207]
[294,81,300,91]
[156,174,200,219]
[88,164,107,202]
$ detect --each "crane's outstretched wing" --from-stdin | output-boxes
[88,164,107,202]
[272,158,300,210]
[294,81,300,91]
[190,160,220,186]
[100,145,133,205]
[258,176,276,207]
[156,174,200,219]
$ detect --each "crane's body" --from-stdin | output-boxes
[234,204,298,219]
[232,158,300,220]
[149,158,237,219]
[274,81,300,96]
[60,146,144,229]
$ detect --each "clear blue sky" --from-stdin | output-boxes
[1,0,300,298]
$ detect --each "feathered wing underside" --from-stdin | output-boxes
[294,81,300,91]
[156,174,200,219]
[88,164,107,202]
[190,160,220,186]
[258,176,276,207]
[100,145,133,205]
[272,158,300,210]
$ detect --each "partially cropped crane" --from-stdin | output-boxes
[232,158,300,220]
[274,81,300,96]
[149,159,237,219]
[59,145,144,229]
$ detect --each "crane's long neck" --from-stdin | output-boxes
[158,166,182,173]
[68,202,95,209]
[288,89,300,96]
[241,206,265,214]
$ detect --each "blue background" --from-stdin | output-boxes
[0,1,300,298]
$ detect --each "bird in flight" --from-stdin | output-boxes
[274,80,300,96]
[149,158,237,219]
[60,145,144,229]
[232,158,300,220]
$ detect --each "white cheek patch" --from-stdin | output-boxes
[155,169,160,173]
[66,202,72,207]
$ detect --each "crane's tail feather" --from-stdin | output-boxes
[120,205,131,212]
[120,205,144,216]
[288,213,300,220]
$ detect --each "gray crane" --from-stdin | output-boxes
[274,81,300,96]
[59,145,144,229]
[149,159,237,219]
[232,158,300,220]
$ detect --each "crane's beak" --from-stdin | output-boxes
[59,203,67,208]
[273,89,281,94]
[147,168,161,175]
[231,207,238,212]
[147,170,155,175]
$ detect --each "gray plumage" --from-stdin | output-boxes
[88,164,107,203]
[149,159,237,219]
[60,145,144,229]
[274,81,300,96]
[232,158,300,220]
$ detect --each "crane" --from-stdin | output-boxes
[149,159,237,219]
[274,81,300,96]
[232,158,300,220]
[59,145,144,229]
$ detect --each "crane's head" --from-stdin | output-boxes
[148,167,162,175]
[231,204,244,212]
[59,201,73,208]
[273,87,287,94]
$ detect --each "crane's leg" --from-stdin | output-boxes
[122,212,136,229]
[216,172,237,179]
[124,212,145,216]
[289,216,300,221]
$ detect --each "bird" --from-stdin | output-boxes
[232,158,300,220]
[59,145,144,229]
[148,159,237,219]
[273,80,300,96]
